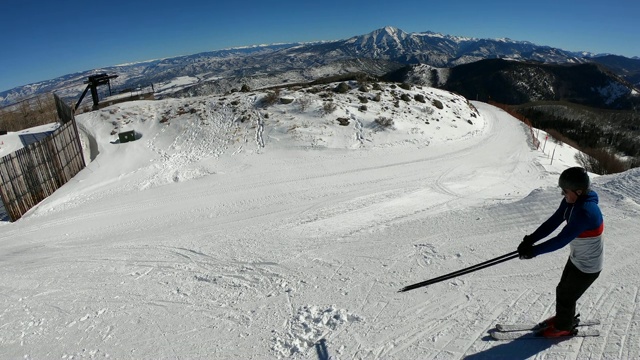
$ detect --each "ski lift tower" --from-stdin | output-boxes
[75,73,118,111]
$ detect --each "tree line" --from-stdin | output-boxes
[492,101,640,174]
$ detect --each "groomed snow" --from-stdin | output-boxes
[1,84,639,359]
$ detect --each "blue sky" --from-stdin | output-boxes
[1,0,638,93]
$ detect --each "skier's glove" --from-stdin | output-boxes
[522,235,535,246]
[517,242,535,259]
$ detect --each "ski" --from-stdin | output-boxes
[490,328,599,341]
[496,319,600,332]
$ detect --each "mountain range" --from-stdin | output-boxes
[1,26,639,110]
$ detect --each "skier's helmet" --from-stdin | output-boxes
[558,167,590,192]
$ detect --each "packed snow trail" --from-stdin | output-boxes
[0,98,639,359]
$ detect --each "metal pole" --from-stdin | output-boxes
[399,251,519,292]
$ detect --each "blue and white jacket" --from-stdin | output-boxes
[529,190,604,273]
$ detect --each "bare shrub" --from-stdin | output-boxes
[322,101,337,116]
[0,94,58,131]
[575,148,627,175]
[298,96,312,112]
[375,116,394,128]
[262,89,280,107]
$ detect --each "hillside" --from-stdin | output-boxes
[590,55,640,87]
[2,83,640,359]
[78,81,485,159]
[2,26,638,109]
[388,60,640,168]
[514,102,640,161]
[439,59,639,110]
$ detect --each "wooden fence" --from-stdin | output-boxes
[0,94,85,222]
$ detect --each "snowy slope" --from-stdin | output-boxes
[0,84,639,359]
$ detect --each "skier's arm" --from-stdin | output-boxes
[532,210,593,255]
[526,201,567,244]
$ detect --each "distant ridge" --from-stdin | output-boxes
[2,26,639,107]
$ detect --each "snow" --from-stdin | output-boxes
[1,83,639,359]
[593,81,632,105]
[0,123,60,157]
[155,76,200,95]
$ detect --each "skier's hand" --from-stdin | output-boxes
[522,234,534,245]
[517,242,535,259]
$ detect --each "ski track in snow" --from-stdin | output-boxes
[0,90,639,359]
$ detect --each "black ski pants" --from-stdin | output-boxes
[555,258,600,330]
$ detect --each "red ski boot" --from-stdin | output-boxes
[540,324,575,338]
[539,315,556,329]
[540,314,581,330]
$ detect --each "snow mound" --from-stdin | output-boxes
[69,82,485,196]
[595,167,640,209]
[272,305,362,358]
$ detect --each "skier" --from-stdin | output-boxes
[517,167,604,338]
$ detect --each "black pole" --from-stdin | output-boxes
[75,85,90,111]
[398,251,519,293]
[90,82,99,110]
[415,251,518,286]
[400,254,519,292]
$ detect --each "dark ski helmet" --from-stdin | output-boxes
[559,167,590,192]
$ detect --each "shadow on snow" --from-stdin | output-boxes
[465,334,569,360]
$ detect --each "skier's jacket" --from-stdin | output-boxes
[529,190,604,273]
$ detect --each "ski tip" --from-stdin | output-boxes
[398,285,416,293]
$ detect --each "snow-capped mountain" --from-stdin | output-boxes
[2,26,639,108]
[0,43,300,107]
[307,26,581,66]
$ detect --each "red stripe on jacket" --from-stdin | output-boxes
[578,222,604,238]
